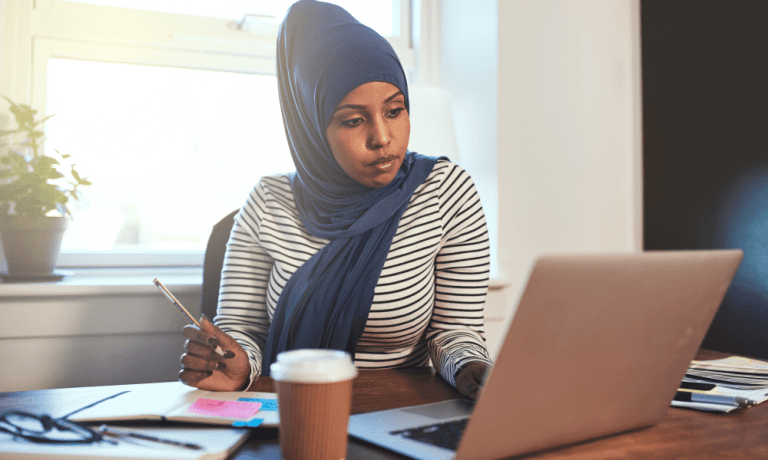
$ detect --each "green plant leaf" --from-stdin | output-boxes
[22,171,47,182]
[0,129,25,137]
[8,152,27,167]
[31,157,60,178]
[2,95,87,217]
[32,155,60,167]
[37,113,56,125]
[0,183,11,196]
[48,170,65,180]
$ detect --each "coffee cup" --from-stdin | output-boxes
[270,349,358,460]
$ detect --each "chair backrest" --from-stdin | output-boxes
[200,210,239,320]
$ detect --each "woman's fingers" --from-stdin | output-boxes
[455,362,490,400]
[198,314,241,354]
[181,351,218,372]
[178,315,251,391]
[181,317,236,361]
[181,324,219,347]
[178,368,211,387]
[183,339,219,359]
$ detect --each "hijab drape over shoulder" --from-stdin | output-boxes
[263,0,438,374]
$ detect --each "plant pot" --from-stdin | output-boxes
[0,215,69,275]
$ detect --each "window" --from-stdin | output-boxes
[46,60,290,253]
[61,1,399,36]
[3,0,413,267]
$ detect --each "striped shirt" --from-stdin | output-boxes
[215,160,493,388]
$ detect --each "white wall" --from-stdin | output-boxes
[0,273,199,391]
[439,0,498,275]
[0,269,202,391]
[438,0,508,356]
[495,0,643,326]
[437,0,642,356]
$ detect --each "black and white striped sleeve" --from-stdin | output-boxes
[425,162,494,386]
[213,180,274,386]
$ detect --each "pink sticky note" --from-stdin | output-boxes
[187,398,262,419]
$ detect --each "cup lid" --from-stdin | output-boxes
[270,349,358,383]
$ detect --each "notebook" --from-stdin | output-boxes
[348,250,743,460]
[67,381,279,428]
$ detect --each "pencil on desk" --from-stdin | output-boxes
[674,390,756,408]
[99,425,203,450]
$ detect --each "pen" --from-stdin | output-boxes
[674,390,757,408]
[98,425,203,450]
[153,278,227,357]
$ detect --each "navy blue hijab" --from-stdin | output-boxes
[262,0,438,374]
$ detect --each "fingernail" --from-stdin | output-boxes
[216,361,227,370]
[223,350,235,359]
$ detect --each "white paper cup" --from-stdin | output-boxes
[271,349,358,460]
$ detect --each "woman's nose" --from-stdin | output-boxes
[368,116,391,149]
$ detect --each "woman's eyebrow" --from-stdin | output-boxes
[384,90,404,103]
[333,90,404,113]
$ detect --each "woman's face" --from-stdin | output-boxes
[326,81,410,188]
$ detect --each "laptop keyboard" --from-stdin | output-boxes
[390,417,469,451]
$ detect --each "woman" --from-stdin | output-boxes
[179,0,493,400]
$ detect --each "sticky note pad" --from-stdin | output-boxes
[238,398,278,411]
[233,419,263,427]
[187,398,262,419]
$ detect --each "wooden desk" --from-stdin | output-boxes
[2,360,767,459]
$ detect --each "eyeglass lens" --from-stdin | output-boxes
[1,411,101,443]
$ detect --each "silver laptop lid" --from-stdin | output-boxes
[455,250,742,459]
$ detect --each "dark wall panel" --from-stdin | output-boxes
[642,0,768,359]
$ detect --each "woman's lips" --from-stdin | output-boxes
[370,155,398,172]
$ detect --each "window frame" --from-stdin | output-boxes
[2,0,416,268]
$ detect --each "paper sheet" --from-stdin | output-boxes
[0,425,250,460]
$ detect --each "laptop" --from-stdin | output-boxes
[349,250,743,460]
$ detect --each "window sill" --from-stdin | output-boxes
[0,267,203,298]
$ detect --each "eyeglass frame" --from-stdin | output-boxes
[0,410,106,444]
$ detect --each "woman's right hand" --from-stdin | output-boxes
[179,314,252,391]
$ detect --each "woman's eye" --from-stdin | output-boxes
[342,117,364,127]
[387,107,404,118]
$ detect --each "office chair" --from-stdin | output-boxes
[200,209,239,321]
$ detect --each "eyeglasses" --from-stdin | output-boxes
[0,411,106,444]
[0,410,203,450]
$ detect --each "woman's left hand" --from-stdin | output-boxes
[179,315,251,391]
[455,362,491,400]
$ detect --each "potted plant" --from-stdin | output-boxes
[0,96,91,279]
